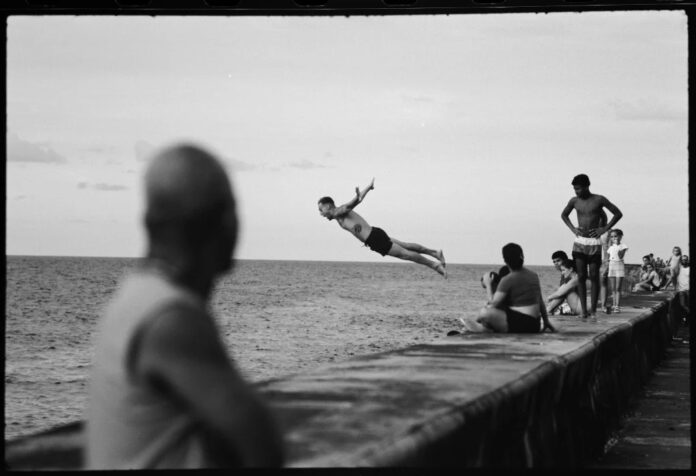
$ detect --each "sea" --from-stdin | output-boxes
[4,256,561,440]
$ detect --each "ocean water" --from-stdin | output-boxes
[4,256,560,440]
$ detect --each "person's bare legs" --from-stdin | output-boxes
[599,270,609,311]
[614,276,623,310]
[388,242,447,278]
[459,316,490,333]
[546,297,565,315]
[677,291,690,319]
[476,307,508,333]
[391,238,445,266]
[575,256,589,318]
[588,261,600,315]
[565,292,584,315]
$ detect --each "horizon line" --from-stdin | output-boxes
[5,254,649,268]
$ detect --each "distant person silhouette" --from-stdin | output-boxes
[318,178,447,278]
[86,144,284,469]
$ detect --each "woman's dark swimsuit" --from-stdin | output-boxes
[365,227,393,256]
[505,308,541,333]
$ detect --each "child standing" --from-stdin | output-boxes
[607,229,629,313]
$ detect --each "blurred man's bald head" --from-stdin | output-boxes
[145,144,233,224]
[144,144,237,270]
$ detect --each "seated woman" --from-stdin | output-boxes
[546,258,584,316]
[462,243,555,333]
[632,263,662,292]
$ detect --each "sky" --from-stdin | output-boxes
[5,11,688,266]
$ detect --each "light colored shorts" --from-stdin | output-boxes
[608,260,625,278]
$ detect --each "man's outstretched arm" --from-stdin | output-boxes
[333,178,375,216]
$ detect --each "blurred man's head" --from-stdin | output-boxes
[144,144,238,276]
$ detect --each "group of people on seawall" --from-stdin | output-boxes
[319,172,690,333]
[319,172,624,334]
[84,144,687,469]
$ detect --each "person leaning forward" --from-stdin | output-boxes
[86,144,284,469]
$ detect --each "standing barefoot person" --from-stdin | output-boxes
[318,178,447,278]
[561,174,623,319]
[606,229,628,313]
[663,246,683,290]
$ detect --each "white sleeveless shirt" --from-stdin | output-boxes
[86,268,229,469]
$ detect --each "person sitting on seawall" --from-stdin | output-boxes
[86,144,284,469]
[662,246,683,290]
[546,258,584,316]
[636,255,653,285]
[632,262,661,293]
[675,255,690,324]
[451,266,510,334]
[551,250,573,286]
[463,243,555,333]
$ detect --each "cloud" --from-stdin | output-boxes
[287,160,327,170]
[225,156,257,172]
[610,99,686,122]
[6,133,67,164]
[77,181,128,191]
[94,183,129,192]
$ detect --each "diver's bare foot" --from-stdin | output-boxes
[436,263,447,279]
[437,249,446,267]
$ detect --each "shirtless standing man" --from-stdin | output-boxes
[318,178,447,278]
[561,173,623,318]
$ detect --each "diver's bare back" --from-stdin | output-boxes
[336,210,372,242]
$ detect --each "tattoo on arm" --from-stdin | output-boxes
[353,224,362,235]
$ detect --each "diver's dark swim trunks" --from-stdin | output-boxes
[505,309,541,333]
[365,227,393,256]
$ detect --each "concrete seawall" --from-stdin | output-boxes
[5,291,684,469]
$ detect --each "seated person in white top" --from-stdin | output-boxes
[86,144,284,469]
